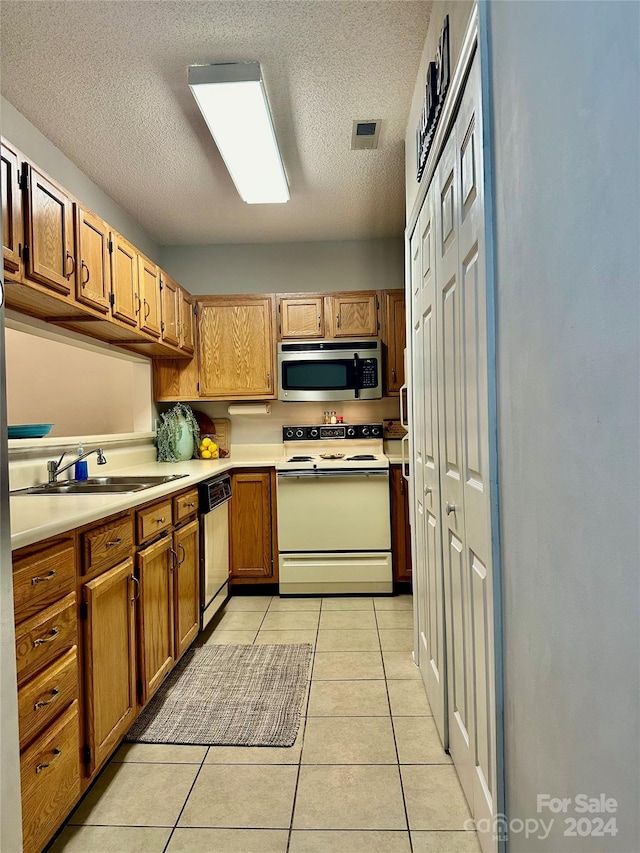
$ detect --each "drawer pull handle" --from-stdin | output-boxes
[36,747,61,774]
[34,687,59,710]
[185,502,195,508]
[31,570,56,585]
[33,627,59,647]
[156,517,166,524]
[106,537,123,547]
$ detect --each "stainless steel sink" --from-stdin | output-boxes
[11,474,188,496]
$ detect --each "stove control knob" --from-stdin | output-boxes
[284,428,295,439]
[371,425,381,437]
[309,428,319,439]
[295,429,305,439]
[346,426,356,437]
[361,426,370,437]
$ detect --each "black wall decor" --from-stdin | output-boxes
[416,15,450,182]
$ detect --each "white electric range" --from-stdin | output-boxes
[276,423,392,595]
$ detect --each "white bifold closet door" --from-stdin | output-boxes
[409,51,497,853]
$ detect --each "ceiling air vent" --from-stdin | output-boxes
[351,119,381,150]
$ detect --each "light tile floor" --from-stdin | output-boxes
[50,595,480,853]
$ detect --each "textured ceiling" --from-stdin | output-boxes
[0,0,431,246]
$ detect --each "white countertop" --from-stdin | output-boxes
[9,446,287,550]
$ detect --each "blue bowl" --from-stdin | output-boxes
[8,424,54,439]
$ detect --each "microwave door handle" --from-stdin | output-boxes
[353,353,360,398]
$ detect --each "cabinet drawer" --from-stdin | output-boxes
[13,539,75,623]
[21,701,81,853]
[18,647,78,750]
[173,489,198,525]
[81,514,133,574]
[15,593,77,684]
[136,499,173,544]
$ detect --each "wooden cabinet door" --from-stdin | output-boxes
[137,536,174,704]
[173,519,200,659]
[110,232,138,326]
[83,558,137,774]
[1,140,23,276]
[76,207,110,313]
[328,292,378,337]
[138,254,161,337]
[179,288,195,353]
[279,295,324,338]
[160,272,180,347]
[198,296,275,398]
[390,466,412,583]
[229,471,275,580]
[383,290,406,394]
[24,164,75,295]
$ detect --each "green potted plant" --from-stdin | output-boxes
[155,403,201,462]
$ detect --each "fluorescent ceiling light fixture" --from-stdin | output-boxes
[188,62,289,204]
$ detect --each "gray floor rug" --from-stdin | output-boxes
[126,643,313,747]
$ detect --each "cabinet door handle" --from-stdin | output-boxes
[178,544,186,565]
[392,367,396,381]
[169,548,178,571]
[336,314,340,329]
[266,372,271,385]
[65,251,76,280]
[31,570,56,585]
[446,503,457,515]
[33,627,59,647]
[143,298,150,320]
[81,260,90,287]
[34,687,59,710]
[106,537,123,547]
[130,575,140,602]
[317,314,321,329]
[135,293,141,315]
[36,747,61,774]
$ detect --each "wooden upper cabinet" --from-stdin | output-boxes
[327,292,379,337]
[279,294,324,339]
[24,164,75,296]
[383,289,406,394]
[76,207,110,313]
[1,140,23,277]
[138,254,161,338]
[179,288,195,353]
[198,295,275,398]
[160,272,180,347]
[110,232,139,326]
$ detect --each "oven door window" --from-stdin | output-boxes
[281,359,357,391]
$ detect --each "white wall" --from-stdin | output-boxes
[486,2,640,850]
[1,98,160,262]
[160,238,404,295]
[5,320,154,438]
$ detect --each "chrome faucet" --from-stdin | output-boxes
[47,447,107,484]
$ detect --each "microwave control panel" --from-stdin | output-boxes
[360,358,378,388]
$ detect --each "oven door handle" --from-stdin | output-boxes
[277,469,388,478]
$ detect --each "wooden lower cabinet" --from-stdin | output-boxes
[137,535,175,704]
[82,557,137,774]
[20,701,81,853]
[230,469,277,583]
[391,465,412,583]
[173,518,200,659]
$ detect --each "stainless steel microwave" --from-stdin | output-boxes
[277,339,382,402]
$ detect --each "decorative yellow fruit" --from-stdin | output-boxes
[201,450,212,459]
[210,442,218,452]
[201,437,212,448]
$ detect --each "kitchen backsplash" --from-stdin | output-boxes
[182,399,401,445]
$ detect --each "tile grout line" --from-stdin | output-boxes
[375,600,415,853]
[285,596,322,853]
